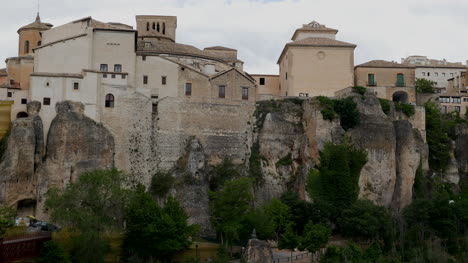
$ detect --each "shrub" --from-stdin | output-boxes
[38,241,71,263]
[299,221,331,252]
[415,78,436,94]
[0,205,16,237]
[394,102,415,117]
[353,86,367,96]
[276,153,293,168]
[317,96,360,130]
[378,99,391,115]
[249,142,265,185]
[150,171,175,197]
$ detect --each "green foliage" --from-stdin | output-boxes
[209,159,241,191]
[299,221,331,252]
[353,86,367,96]
[263,198,294,240]
[249,142,265,185]
[38,241,71,263]
[241,208,275,241]
[394,102,415,117]
[278,226,298,250]
[307,142,367,209]
[275,153,293,168]
[415,78,436,94]
[378,99,391,115]
[424,102,454,172]
[338,200,392,242]
[321,243,387,263]
[209,178,254,247]
[0,205,15,237]
[317,96,360,130]
[71,231,110,263]
[123,186,197,262]
[412,162,428,200]
[150,171,175,198]
[0,125,10,161]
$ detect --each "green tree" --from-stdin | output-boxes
[415,78,436,93]
[45,169,130,263]
[264,198,294,241]
[38,241,71,263]
[299,221,331,252]
[123,186,197,262]
[278,226,299,261]
[0,205,15,237]
[209,178,253,248]
[338,200,391,242]
[241,208,274,241]
[209,158,241,191]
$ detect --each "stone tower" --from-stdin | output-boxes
[136,15,177,42]
[17,13,53,56]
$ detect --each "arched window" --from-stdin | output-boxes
[157,22,160,32]
[105,94,114,108]
[24,40,30,54]
[163,23,166,34]
[152,22,155,30]
[146,22,149,31]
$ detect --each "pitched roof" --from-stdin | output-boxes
[210,67,256,83]
[277,37,356,64]
[204,46,237,51]
[18,13,53,33]
[356,60,414,68]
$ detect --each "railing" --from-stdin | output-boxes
[273,252,312,263]
[366,81,377,87]
[0,232,51,263]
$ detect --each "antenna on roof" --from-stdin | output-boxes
[35,0,41,22]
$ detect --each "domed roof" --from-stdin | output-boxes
[17,13,53,33]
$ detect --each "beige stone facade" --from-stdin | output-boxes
[355,60,416,103]
[277,21,355,98]
[251,74,280,98]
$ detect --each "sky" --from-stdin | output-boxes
[0,0,467,74]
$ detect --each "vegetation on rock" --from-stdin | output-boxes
[317,96,360,130]
[378,98,391,115]
[150,171,175,198]
[415,78,436,94]
[394,101,415,117]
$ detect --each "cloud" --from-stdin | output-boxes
[1,0,467,73]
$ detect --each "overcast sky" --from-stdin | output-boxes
[1,0,467,74]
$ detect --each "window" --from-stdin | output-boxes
[146,22,149,31]
[143,75,148,84]
[443,73,446,77]
[454,106,461,112]
[242,87,249,100]
[73,82,79,90]
[286,72,288,80]
[368,74,375,86]
[7,92,12,98]
[9,80,14,85]
[427,72,430,76]
[121,75,126,79]
[185,83,192,96]
[100,64,108,72]
[259,78,265,85]
[396,74,404,87]
[163,23,166,34]
[46,82,50,87]
[464,98,468,102]
[299,93,309,97]
[24,40,30,54]
[452,97,461,103]
[218,85,225,98]
[162,76,167,85]
[157,22,160,32]
[37,41,42,46]
[422,72,426,76]
[435,72,438,77]
[442,106,447,113]
[105,94,114,108]
[152,22,155,30]
[142,56,146,61]
[114,64,122,72]
[111,74,116,79]
[43,97,51,106]
[21,98,27,104]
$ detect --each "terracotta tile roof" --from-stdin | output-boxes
[277,37,356,64]
[0,68,7,76]
[18,13,52,33]
[356,60,414,68]
[204,46,237,51]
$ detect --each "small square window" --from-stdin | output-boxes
[142,56,146,61]
[100,64,108,72]
[103,73,107,78]
[46,82,50,87]
[7,92,12,98]
[122,75,126,79]
[43,98,51,105]
[9,80,14,85]
[114,64,122,73]
[162,76,167,85]
[185,83,192,96]
[73,82,79,90]
[143,75,148,84]
[21,98,27,104]
[111,74,116,79]
[259,78,265,85]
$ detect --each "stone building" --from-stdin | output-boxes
[354,60,416,103]
[401,55,466,93]
[277,21,356,97]
[251,74,280,98]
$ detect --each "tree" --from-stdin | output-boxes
[209,178,253,248]
[263,198,294,241]
[415,78,436,94]
[278,226,299,261]
[45,169,130,263]
[38,241,71,263]
[123,186,197,262]
[299,221,331,252]
[0,205,15,237]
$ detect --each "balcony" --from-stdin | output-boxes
[366,81,377,87]
[395,81,405,87]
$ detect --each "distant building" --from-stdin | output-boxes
[401,55,466,93]
[277,21,356,98]
[251,74,280,98]
[354,60,416,103]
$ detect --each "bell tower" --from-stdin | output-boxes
[136,15,177,42]
[17,13,53,56]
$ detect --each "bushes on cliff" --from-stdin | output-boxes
[378,99,391,115]
[394,102,415,117]
[150,171,175,198]
[306,142,367,209]
[317,97,360,130]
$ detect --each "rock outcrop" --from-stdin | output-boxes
[241,238,274,263]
